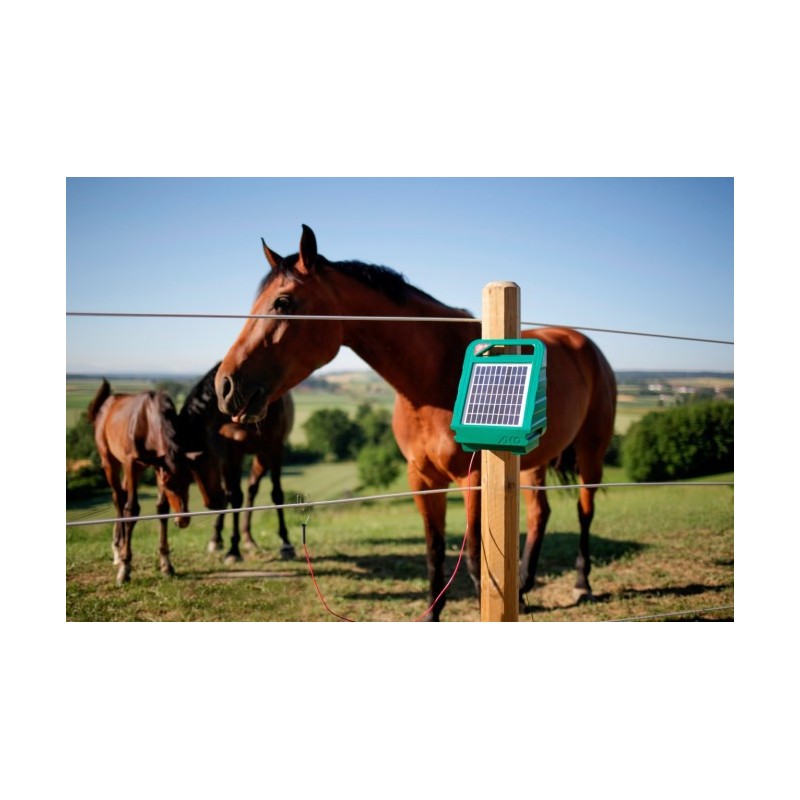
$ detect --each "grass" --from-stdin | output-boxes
[65,374,734,622]
[66,465,734,622]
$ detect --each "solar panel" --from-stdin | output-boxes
[461,363,532,427]
[451,339,547,454]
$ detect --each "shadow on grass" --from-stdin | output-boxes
[300,530,644,605]
[522,580,733,616]
[531,530,644,576]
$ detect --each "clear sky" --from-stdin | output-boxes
[66,177,733,377]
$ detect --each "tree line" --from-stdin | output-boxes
[67,393,734,501]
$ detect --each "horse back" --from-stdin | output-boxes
[519,327,617,468]
[94,392,169,466]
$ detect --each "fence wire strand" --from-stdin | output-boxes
[67,310,734,347]
[65,479,733,529]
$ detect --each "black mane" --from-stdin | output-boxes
[257,253,455,309]
[178,362,223,451]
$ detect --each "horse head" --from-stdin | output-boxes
[216,225,343,422]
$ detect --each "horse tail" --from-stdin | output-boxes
[87,378,111,423]
[550,444,578,486]
[282,392,295,442]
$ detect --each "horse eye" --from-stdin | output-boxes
[273,295,293,313]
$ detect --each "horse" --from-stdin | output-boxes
[87,379,193,585]
[178,363,295,563]
[215,225,617,620]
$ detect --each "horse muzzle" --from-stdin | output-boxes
[215,370,270,423]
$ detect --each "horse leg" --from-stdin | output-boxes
[266,453,294,560]
[101,455,125,566]
[209,512,226,553]
[117,461,142,585]
[240,457,264,552]
[224,477,245,564]
[456,460,482,597]
[519,465,550,599]
[155,479,176,577]
[572,444,605,604]
[409,466,449,621]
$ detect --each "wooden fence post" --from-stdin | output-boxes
[480,282,520,622]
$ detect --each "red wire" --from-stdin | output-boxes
[303,451,478,622]
[303,541,354,622]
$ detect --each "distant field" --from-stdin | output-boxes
[67,379,156,427]
[66,374,396,448]
[67,371,728,441]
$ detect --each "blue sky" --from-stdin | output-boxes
[66,177,733,376]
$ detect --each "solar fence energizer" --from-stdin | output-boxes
[451,339,547,455]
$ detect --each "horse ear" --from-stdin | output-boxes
[296,224,317,274]
[262,238,282,271]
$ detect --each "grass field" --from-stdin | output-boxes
[66,464,734,622]
[66,373,733,622]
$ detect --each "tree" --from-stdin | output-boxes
[354,403,394,446]
[303,408,364,461]
[357,443,402,489]
[622,401,733,482]
[354,403,403,488]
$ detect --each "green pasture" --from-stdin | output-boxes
[66,464,734,622]
[66,374,734,621]
[66,374,704,441]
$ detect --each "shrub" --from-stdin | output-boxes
[622,401,733,482]
[603,433,623,467]
[303,408,365,461]
[357,443,402,489]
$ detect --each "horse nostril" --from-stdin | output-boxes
[222,376,233,400]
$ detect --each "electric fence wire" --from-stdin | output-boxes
[64,479,734,528]
[66,310,734,346]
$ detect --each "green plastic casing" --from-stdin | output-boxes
[450,339,547,455]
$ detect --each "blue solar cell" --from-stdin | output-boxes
[462,363,531,427]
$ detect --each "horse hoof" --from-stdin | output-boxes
[224,553,243,565]
[573,588,593,605]
[161,563,176,578]
[116,566,131,585]
[241,538,258,552]
[280,544,296,560]
[207,541,222,553]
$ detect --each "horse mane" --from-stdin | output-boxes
[177,363,222,452]
[181,363,221,421]
[87,378,111,423]
[155,391,182,474]
[259,254,471,314]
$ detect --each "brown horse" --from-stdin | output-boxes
[88,380,193,585]
[215,225,617,620]
[178,363,295,563]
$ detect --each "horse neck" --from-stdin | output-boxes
[333,274,480,406]
[180,370,223,441]
[144,394,176,465]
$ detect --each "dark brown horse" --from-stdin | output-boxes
[179,363,295,563]
[88,380,193,585]
[215,225,617,620]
